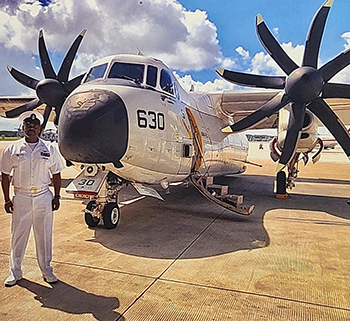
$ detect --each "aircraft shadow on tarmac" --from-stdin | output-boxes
[17,279,124,321]
[90,173,350,260]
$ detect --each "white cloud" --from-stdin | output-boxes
[220,57,236,69]
[281,42,304,66]
[324,32,350,83]
[2,0,350,98]
[249,42,304,76]
[175,72,235,92]
[332,67,350,83]
[341,32,350,50]
[1,0,24,15]
[0,0,224,95]
[235,46,250,61]
[156,9,222,71]
[272,27,279,38]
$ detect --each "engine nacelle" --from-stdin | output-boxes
[276,107,318,154]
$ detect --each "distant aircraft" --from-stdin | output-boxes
[1,0,349,228]
[41,128,58,142]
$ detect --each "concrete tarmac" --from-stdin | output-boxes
[0,141,349,320]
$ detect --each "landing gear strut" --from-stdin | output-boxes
[67,165,163,229]
[84,200,100,227]
[275,152,300,198]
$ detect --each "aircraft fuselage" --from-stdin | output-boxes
[58,54,248,184]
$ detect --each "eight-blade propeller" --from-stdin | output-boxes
[217,0,350,170]
[6,29,87,130]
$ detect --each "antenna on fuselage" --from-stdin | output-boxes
[136,48,144,56]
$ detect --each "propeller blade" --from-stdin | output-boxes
[63,73,85,94]
[320,48,350,82]
[278,102,306,168]
[40,105,52,131]
[5,98,42,118]
[57,30,87,83]
[256,14,299,75]
[38,30,56,79]
[308,98,350,157]
[216,68,285,89]
[222,92,290,133]
[302,0,333,68]
[7,65,39,90]
[322,83,350,99]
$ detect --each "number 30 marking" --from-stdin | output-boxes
[77,179,95,186]
[137,109,165,130]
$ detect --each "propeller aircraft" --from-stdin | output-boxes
[1,0,350,228]
[217,0,350,193]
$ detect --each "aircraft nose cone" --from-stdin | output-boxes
[58,89,128,167]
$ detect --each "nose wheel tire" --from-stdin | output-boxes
[102,203,120,229]
[84,200,100,227]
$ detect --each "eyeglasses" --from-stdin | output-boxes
[23,121,41,128]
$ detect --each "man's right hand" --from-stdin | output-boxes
[4,200,13,213]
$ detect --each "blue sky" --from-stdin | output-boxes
[177,0,350,83]
[0,0,350,130]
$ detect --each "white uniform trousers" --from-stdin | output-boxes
[9,189,54,279]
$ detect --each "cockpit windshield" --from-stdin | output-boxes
[84,63,107,83]
[108,62,144,83]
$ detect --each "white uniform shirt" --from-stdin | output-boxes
[0,138,65,192]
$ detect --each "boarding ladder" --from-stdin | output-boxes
[189,175,254,215]
[185,107,254,216]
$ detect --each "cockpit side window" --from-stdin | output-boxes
[160,69,174,95]
[146,65,158,88]
[84,63,107,83]
[108,62,144,83]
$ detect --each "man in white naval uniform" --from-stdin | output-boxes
[1,111,65,287]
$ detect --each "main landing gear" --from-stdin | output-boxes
[272,138,324,198]
[274,153,300,199]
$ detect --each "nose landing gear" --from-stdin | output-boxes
[66,166,125,229]
[84,200,121,229]
[83,171,124,229]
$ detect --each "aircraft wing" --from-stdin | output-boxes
[2,93,350,128]
[214,91,350,129]
[323,98,350,126]
[0,97,55,121]
[215,91,279,129]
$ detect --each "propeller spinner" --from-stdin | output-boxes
[6,29,87,130]
[217,0,350,170]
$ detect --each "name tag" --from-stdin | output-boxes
[41,152,50,157]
